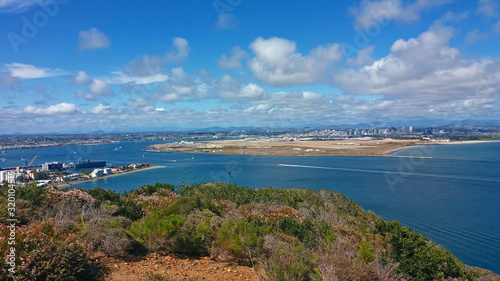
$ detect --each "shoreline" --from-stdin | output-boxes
[55,165,164,189]
[150,139,500,158]
[385,140,500,156]
[150,139,423,157]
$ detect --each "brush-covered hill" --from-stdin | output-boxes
[1,182,498,281]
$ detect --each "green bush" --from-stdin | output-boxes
[375,220,477,281]
[117,196,143,220]
[173,209,222,255]
[1,183,47,207]
[277,218,335,249]
[129,213,184,251]
[23,241,97,281]
[83,187,121,205]
[216,218,269,261]
[263,237,321,281]
[357,240,376,263]
[132,182,175,196]
[80,217,133,258]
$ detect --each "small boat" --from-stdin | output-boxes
[1,158,6,162]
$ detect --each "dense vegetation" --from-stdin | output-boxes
[0,182,493,280]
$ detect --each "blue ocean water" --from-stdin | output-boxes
[1,141,499,274]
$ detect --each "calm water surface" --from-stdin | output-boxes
[1,141,499,273]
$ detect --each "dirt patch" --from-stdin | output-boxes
[101,253,259,281]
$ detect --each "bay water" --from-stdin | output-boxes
[1,141,499,273]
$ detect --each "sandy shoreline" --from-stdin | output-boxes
[56,165,164,189]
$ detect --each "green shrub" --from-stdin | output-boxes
[216,218,269,261]
[173,209,222,255]
[83,187,121,205]
[117,196,143,220]
[375,220,477,281]
[1,183,47,207]
[129,213,184,251]
[277,218,335,249]
[263,237,321,281]
[132,183,175,196]
[23,241,97,281]
[162,194,223,216]
[80,217,133,258]
[357,240,376,263]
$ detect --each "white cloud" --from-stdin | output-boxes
[73,72,114,100]
[23,103,81,115]
[476,0,499,18]
[89,104,112,114]
[350,0,453,29]
[248,37,342,87]
[347,46,375,66]
[216,75,266,101]
[89,79,113,96]
[107,72,168,85]
[165,37,191,63]
[72,70,92,85]
[217,46,249,70]
[120,37,190,83]
[0,0,39,13]
[5,63,67,79]
[78,28,111,51]
[334,24,500,102]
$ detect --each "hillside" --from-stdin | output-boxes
[1,182,499,281]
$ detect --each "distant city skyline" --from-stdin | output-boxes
[1,0,500,134]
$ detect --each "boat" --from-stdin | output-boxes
[1,158,6,162]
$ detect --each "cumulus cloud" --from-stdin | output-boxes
[72,70,92,85]
[347,46,376,66]
[248,37,342,87]
[154,67,197,103]
[334,24,500,103]
[78,28,111,51]
[476,0,499,18]
[0,0,39,13]
[23,103,81,115]
[73,71,114,100]
[119,37,190,85]
[5,63,67,79]
[165,37,191,63]
[216,75,266,101]
[350,0,453,29]
[0,72,22,88]
[217,46,249,70]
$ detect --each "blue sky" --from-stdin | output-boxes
[1,0,500,133]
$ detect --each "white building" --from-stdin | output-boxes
[5,172,25,184]
[103,168,112,175]
[0,171,9,183]
[91,168,104,178]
